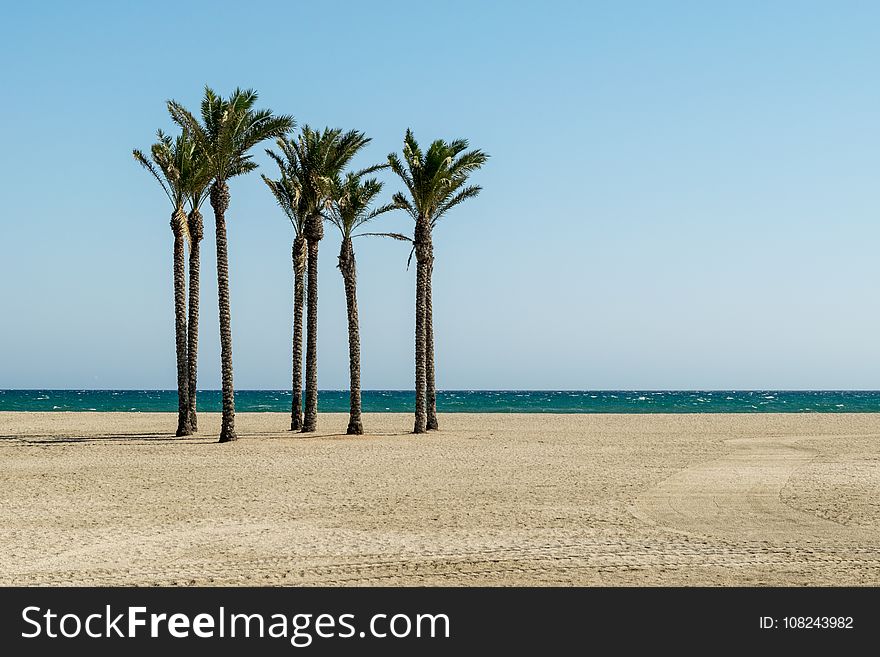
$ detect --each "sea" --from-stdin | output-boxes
[0,390,879,413]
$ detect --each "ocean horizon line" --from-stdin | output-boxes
[4,388,880,393]
[3,390,880,414]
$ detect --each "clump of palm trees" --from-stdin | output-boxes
[134,130,209,436]
[134,86,487,442]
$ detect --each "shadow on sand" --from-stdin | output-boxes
[1,429,419,444]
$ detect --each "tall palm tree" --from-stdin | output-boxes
[289,126,374,433]
[133,130,197,437]
[182,145,212,432]
[387,130,488,433]
[168,88,293,442]
[262,138,309,431]
[328,172,393,434]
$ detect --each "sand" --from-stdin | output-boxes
[0,411,878,586]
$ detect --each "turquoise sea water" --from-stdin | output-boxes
[1,390,879,413]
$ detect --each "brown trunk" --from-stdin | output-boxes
[290,235,306,430]
[339,238,363,435]
[211,181,237,442]
[425,252,438,430]
[186,209,203,432]
[172,208,191,437]
[302,213,323,433]
[413,219,430,434]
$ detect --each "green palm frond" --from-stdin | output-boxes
[352,162,390,178]
[261,175,289,215]
[386,152,417,210]
[230,159,259,176]
[179,130,213,212]
[167,101,210,166]
[264,147,288,175]
[133,129,197,212]
[389,191,418,220]
[330,129,372,175]
[366,202,399,222]
[271,125,374,233]
[356,232,411,242]
[168,87,294,184]
[433,184,482,226]
[265,135,314,231]
[449,148,489,179]
[133,148,174,205]
[328,171,392,239]
[261,163,307,235]
[386,129,488,231]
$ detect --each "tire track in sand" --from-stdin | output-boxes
[629,435,873,543]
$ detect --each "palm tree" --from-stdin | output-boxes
[168,88,293,442]
[133,130,197,437]
[328,172,393,434]
[387,130,488,433]
[262,138,309,431]
[288,126,374,433]
[182,144,212,432]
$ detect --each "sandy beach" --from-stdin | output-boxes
[0,412,878,586]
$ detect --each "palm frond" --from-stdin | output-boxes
[171,88,293,184]
[133,127,200,212]
[353,162,389,178]
[433,184,482,225]
[133,148,174,204]
[262,136,313,234]
[386,130,488,227]
[167,101,210,167]
[365,202,398,222]
[449,148,490,179]
[355,231,411,242]
[389,191,418,220]
[230,160,259,176]
[328,175,369,237]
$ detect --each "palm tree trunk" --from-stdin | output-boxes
[171,209,191,437]
[211,182,237,442]
[414,257,428,433]
[339,238,363,435]
[290,236,306,430]
[186,209,203,432]
[413,220,431,433]
[302,214,323,433]
[425,253,438,430]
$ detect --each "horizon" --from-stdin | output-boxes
[4,389,879,414]
[2,1,879,390]
[5,387,880,392]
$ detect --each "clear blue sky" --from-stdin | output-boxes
[1,1,878,390]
